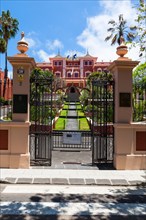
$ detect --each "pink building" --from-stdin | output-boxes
[0,69,12,101]
[37,52,111,90]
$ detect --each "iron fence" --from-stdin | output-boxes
[52,130,92,150]
[133,83,146,122]
[0,79,13,121]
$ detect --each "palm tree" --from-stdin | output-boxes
[105,14,135,45]
[0,38,6,53]
[0,10,19,97]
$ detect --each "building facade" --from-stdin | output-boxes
[37,52,111,94]
[0,69,12,101]
[0,52,110,101]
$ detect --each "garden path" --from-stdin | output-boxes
[65,102,78,130]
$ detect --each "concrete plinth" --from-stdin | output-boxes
[0,122,30,168]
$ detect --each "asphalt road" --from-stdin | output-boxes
[0,184,146,220]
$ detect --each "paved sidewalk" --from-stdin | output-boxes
[0,168,146,186]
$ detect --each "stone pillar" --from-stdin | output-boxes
[109,58,139,123]
[8,32,36,122]
[108,42,142,169]
[5,32,36,168]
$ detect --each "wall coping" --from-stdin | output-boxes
[0,121,30,127]
[114,122,146,129]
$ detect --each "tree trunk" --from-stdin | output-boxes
[3,49,8,98]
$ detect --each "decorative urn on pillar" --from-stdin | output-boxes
[17,32,28,54]
[116,36,128,58]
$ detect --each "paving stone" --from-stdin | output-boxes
[5,178,17,183]
[85,178,96,185]
[141,175,146,180]
[0,184,6,192]
[64,164,78,169]
[52,164,65,169]
[69,178,85,185]
[52,178,69,185]
[95,179,111,185]
[33,178,50,184]
[111,179,128,186]
[128,180,143,186]
[17,178,33,184]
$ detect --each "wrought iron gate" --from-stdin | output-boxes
[92,79,114,163]
[29,74,53,166]
[52,130,92,150]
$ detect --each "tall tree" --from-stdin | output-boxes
[130,0,146,57]
[0,10,19,97]
[105,14,136,45]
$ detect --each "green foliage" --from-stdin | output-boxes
[132,64,146,121]
[87,71,113,87]
[133,100,146,122]
[79,89,90,107]
[133,63,146,86]
[130,0,146,57]
[0,10,19,48]
[0,96,5,105]
[0,38,6,53]
[105,14,136,45]
[31,68,53,79]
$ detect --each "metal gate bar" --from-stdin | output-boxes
[52,130,92,150]
[29,75,53,166]
[92,79,114,163]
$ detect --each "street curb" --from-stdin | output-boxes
[0,178,146,186]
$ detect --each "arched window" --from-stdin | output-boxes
[55,72,61,77]
[97,68,102,72]
[74,72,79,78]
[85,72,91,77]
[67,72,71,77]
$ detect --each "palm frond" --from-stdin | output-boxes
[108,20,116,25]
[111,34,118,45]
[105,34,113,42]
[107,28,115,32]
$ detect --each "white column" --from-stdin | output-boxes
[63,59,66,78]
[80,59,83,78]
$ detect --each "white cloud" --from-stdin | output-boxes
[46,39,63,51]
[36,50,50,62]
[25,37,36,48]
[34,49,56,62]
[77,0,140,62]
[64,50,85,58]
[25,32,42,48]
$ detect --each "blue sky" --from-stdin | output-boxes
[0,0,142,77]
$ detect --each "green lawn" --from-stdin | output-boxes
[63,104,69,109]
[54,118,66,130]
[76,104,82,110]
[60,110,68,116]
[78,118,90,130]
[77,110,85,117]
[54,101,90,130]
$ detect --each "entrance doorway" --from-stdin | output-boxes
[29,75,114,168]
[70,86,75,93]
